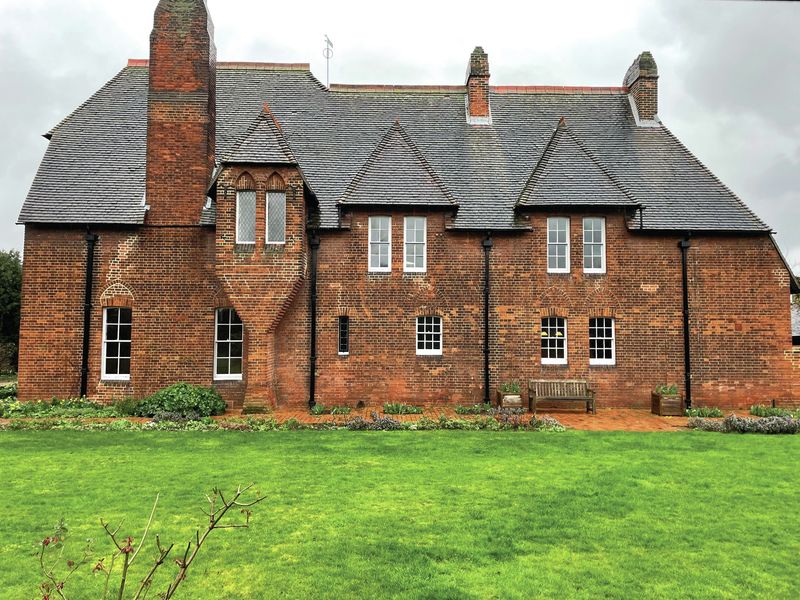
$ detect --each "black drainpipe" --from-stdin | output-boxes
[308,232,320,409]
[80,230,99,399]
[679,237,692,409]
[482,233,493,404]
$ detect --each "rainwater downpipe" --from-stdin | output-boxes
[80,230,98,399]
[308,232,320,409]
[679,237,692,409]
[482,232,493,404]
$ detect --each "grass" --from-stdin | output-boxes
[1,432,799,599]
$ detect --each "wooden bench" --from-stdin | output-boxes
[528,380,596,415]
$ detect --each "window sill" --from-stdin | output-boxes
[234,243,255,253]
[214,376,243,382]
[338,352,350,357]
[101,377,130,383]
[416,352,443,358]
[546,270,571,276]
[590,362,616,368]
[540,362,568,367]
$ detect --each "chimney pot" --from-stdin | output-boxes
[624,51,659,122]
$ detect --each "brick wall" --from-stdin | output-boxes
[18,210,797,411]
[18,225,245,407]
[214,165,307,409]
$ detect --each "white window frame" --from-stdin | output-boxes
[214,308,244,381]
[266,191,287,245]
[416,316,443,356]
[547,217,570,274]
[589,317,616,366]
[101,307,132,381]
[583,217,606,274]
[368,216,392,273]
[540,317,568,365]
[236,190,257,245]
[338,316,350,356]
[404,216,427,273]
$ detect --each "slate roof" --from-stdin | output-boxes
[339,121,457,207]
[224,103,296,165]
[20,62,773,235]
[517,117,639,208]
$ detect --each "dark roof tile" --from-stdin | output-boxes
[339,121,457,207]
[19,64,772,234]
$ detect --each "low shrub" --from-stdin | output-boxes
[113,396,140,416]
[134,383,226,418]
[455,403,493,415]
[383,403,423,415]
[489,406,527,429]
[689,414,800,434]
[0,397,119,419]
[0,411,567,433]
[530,416,567,432]
[685,406,724,418]
[345,412,403,430]
[749,404,795,418]
[0,382,17,400]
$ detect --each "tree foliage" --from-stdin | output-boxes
[0,250,22,344]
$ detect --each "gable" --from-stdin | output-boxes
[339,121,457,208]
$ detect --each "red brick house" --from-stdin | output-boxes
[17,0,800,411]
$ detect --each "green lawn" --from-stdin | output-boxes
[1,431,799,599]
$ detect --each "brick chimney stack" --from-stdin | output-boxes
[466,47,491,124]
[623,51,658,122]
[146,0,217,225]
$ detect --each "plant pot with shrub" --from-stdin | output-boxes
[497,381,523,409]
[651,384,684,416]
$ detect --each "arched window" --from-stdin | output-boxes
[265,173,286,245]
[236,173,256,244]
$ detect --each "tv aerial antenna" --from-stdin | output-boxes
[323,35,334,88]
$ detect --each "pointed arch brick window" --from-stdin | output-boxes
[236,173,257,244]
[265,173,286,245]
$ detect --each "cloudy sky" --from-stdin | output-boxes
[1,0,798,268]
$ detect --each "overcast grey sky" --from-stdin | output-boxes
[1,0,798,269]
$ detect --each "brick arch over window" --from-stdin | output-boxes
[100,283,135,308]
[537,286,571,315]
[415,305,445,319]
[236,172,256,191]
[266,172,286,191]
